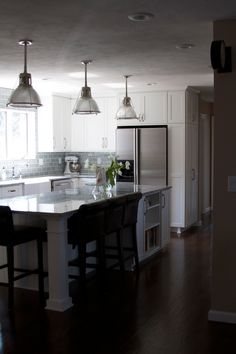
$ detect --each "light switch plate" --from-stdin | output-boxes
[228,176,236,192]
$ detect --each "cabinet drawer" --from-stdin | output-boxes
[1,184,23,198]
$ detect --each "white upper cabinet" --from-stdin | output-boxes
[185,89,199,124]
[53,95,71,152]
[117,91,167,126]
[71,96,117,152]
[71,98,85,152]
[167,91,185,123]
[37,95,53,152]
[38,94,72,152]
[144,92,167,125]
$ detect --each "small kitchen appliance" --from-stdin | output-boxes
[64,156,80,175]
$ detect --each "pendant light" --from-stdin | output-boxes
[115,75,137,119]
[73,60,100,115]
[7,40,42,108]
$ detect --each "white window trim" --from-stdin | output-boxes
[0,108,37,160]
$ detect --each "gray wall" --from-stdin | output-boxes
[211,20,236,316]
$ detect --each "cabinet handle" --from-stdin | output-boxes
[192,168,195,180]
[8,189,16,193]
[162,194,166,209]
[64,137,67,150]
[144,198,148,214]
[142,114,145,122]
[102,137,104,148]
[105,137,108,148]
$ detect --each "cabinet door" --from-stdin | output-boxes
[71,99,86,151]
[161,189,171,248]
[167,91,185,123]
[53,96,71,152]
[86,98,106,151]
[37,95,53,152]
[186,90,199,124]
[104,97,117,151]
[185,124,198,226]
[1,184,23,198]
[170,177,185,228]
[168,124,185,228]
[168,124,185,178]
[144,92,167,124]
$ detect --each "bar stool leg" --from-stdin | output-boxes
[78,241,87,290]
[132,225,139,272]
[117,230,125,273]
[37,239,45,305]
[7,245,14,309]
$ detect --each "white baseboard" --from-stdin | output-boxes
[208,310,236,324]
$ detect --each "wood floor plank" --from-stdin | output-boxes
[0,220,236,354]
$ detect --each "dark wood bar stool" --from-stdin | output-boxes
[122,192,142,271]
[0,206,46,309]
[104,192,142,272]
[104,196,127,272]
[67,200,109,289]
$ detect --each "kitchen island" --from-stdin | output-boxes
[0,183,170,312]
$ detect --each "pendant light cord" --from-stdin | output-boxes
[125,76,128,98]
[84,62,87,87]
[24,41,27,73]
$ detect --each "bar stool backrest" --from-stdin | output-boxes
[0,206,14,241]
[123,192,142,227]
[105,196,127,235]
[67,199,109,244]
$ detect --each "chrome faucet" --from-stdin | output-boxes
[11,166,15,179]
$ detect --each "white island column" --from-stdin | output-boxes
[45,214,73,311]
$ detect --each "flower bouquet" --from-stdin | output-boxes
[105,157,130,188]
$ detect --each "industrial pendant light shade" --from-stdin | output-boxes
[7,40,42,109]
[116,75,137,119]
[73,60,100,115]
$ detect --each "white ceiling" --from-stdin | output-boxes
[1,0,236,100]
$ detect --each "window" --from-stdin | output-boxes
[0,108,36,160]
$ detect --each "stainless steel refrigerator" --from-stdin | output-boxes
[116,125,168,186]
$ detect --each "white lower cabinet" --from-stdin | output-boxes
[0,183,23,198]
[24,181,51,195]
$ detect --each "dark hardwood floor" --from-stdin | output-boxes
[0,219,236,354]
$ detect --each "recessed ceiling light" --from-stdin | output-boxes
[128,12,154,22]
[68,72,99,79]
[103,83,133,89]
[147,82,158,86]
[176,43,195,49]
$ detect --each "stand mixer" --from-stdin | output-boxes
[64,156,80,175]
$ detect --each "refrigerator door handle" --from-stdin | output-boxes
[134,129,139,184]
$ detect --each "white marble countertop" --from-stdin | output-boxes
[0,174,97,187]
[0,184,170,215]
